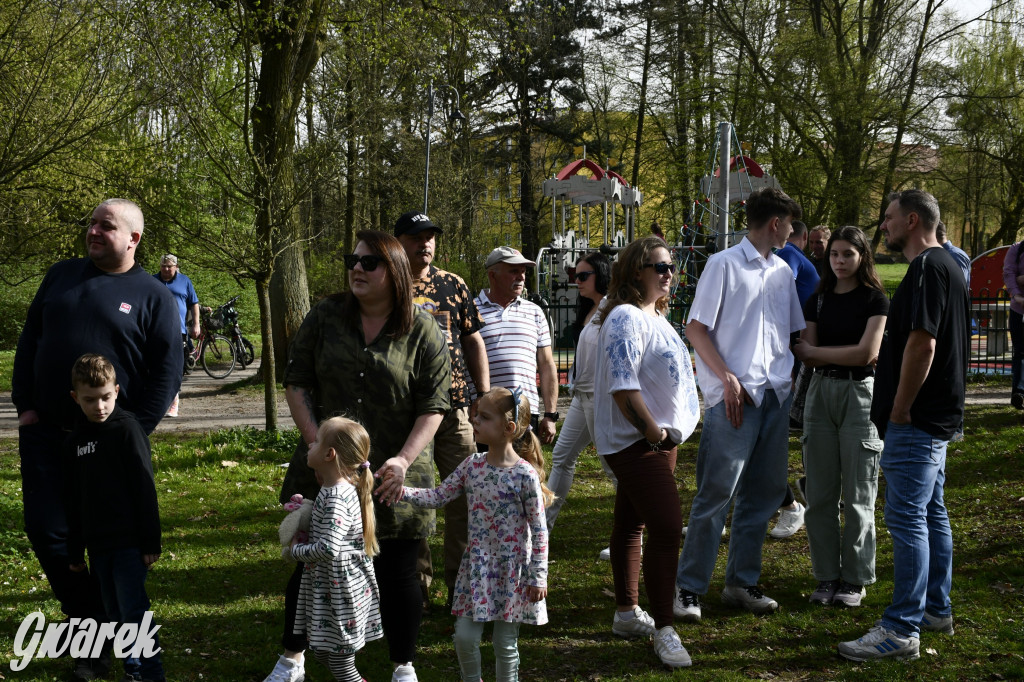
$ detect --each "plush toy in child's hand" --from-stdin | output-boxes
[278,494,313,561]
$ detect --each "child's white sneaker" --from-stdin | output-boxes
[391,663,418,682]
[263,654,304,682]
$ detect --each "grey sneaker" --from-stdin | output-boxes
[673,588,702,622]
[769,502,805,538]
[838,624,920,661]
[809,580,840,605]
[598,546,611,561]
[612,606,656,639]
[920,611,954,635]
[831,581,866,608]
[653,626,692,668]
[721,585,779,614]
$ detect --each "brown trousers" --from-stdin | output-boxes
[604,439,682,629]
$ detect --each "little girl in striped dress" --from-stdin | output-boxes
[290,417,383,681]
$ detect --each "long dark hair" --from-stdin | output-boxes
[331,229,415,338]
[598,237,673,324]
[816,225,885,295]
[572,252,611,340]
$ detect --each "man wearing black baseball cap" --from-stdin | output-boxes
[393,210,489,612]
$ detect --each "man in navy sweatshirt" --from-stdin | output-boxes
[12,198,181,681]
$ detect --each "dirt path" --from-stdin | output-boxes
[0,359,293,439]
[0,367,1012,440]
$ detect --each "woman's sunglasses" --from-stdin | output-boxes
[344,254,383,272]
[575,271,595,283]
[642,262,676,275]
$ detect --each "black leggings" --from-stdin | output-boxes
[374,538,423,663]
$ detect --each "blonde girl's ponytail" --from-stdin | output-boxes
[486,387,556,508]
[514,427,555,508]
[320,416,379,557]
[352,461,379,557]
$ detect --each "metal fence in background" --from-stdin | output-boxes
[537,287,1014,385]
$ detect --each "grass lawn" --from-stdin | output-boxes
[874,264,908,291]
[2,403,1023,681]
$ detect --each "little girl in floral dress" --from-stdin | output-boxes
[290,416,382,681]
[402,387,552,682]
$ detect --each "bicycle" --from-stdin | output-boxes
[219,294,256,368]
[183,302,238,379]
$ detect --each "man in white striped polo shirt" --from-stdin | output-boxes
[470,246,559,444]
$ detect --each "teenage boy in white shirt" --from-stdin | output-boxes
[673,187,805,620]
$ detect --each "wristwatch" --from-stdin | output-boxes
[543,411,560,421]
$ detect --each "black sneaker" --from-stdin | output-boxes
[69,661,98,682]
[831,581,866,607]
[1013,392,1023,410]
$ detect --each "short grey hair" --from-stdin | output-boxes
[96,198,145,235]
[162,254,178,265]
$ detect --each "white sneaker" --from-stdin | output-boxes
[392,663,418,682]
[612,606,656,638]
[263,654,304,682]
[673,588,701,623]
[681,525,727,539]
[769,502,805,538]
[598,547,611,561]
[653,626,692,668]
[721,585,779,614]
[838,624,920,661]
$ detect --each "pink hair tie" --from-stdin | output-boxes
[358,461,371,470]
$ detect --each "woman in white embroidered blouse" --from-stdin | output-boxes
[593,237,700,669]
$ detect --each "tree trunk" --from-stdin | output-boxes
[247,0,321,385]
[630,8,652,191]
[256,274,278,431]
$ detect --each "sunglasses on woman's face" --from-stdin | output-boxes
[642,262,676,275]
[344,254,383,272]
[575,270,595,283]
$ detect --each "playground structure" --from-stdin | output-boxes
[533,122,781,377]
[531,122,1014,383]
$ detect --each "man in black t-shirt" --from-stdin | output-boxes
[839,190,968,662]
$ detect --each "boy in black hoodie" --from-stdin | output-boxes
[65,354,166,682]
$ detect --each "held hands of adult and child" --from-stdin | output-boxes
[372,457,407,506]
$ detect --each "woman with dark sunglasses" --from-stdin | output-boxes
[546,253,617,551]
[592,236,699,668]
[266,230,452,682]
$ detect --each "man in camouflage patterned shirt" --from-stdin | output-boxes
[394,211,490,608]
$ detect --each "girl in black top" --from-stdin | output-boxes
[793,226,888,609]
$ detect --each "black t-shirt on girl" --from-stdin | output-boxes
[804,285,889,373]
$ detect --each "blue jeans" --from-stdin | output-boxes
[676,389,791,593]
[90,548,165,681]
[879,423,952,638]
